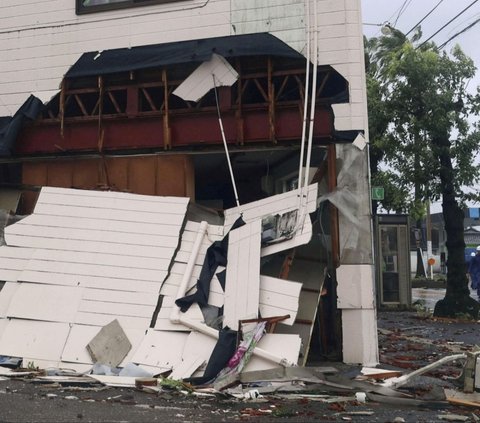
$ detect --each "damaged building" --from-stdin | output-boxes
[0,0,378,377]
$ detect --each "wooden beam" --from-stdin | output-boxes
[235,60,244,145]
[268,57,276,143]
[162,69,171,150]
[60,79,66,138]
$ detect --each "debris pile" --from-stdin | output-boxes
[0,185,319,382]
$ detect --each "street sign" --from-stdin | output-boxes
[372,186,384,201]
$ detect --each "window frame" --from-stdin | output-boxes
[76,0,186,15]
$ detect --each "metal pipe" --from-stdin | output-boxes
[297,0,311,198]
[179,316,295,367]
[213,75,240,207]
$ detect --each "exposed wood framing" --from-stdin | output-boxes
[59,79,66,138]
[98,76,104,152]
[268,58,275,143]
[235,59,244,145]
[162,69,171,149]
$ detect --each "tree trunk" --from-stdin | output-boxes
[433,136,479,318]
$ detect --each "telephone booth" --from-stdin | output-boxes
[375,214,411,307]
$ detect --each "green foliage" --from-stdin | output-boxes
[367,27,480,316]
[365,28,480,214]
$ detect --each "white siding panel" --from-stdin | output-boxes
[154,298,203,332]
[258,275,302,325]
[6,225,180,248]
[223,221,261,330]
[29,204,185,225]
[0,0,231,115]
[5,235,175,259]
[224,184,318,228]
[18,271,162,293]
[78,300,154,319]
[0,319,70,362]
[0,246,34,260]
[74,312,150,329]
[37,190,189,214]
[131,330,189,370]
[18,214,186,237]
[0,282,21,318]
[6,283,82,323]
[27,249,170,271]
[23,259,167,282]
[82,288,157,306]
[243,334,301,372]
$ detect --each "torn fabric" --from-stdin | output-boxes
[175,216,245,312]
[0,95,43,156]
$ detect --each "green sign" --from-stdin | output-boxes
[372,186,384,201]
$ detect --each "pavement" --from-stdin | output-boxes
[1,289,480,422]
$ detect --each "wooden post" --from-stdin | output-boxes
[268,58,276,143]
[235,59,244,145]
[60,79,66,138]
[98,76,104,152]
[162,69,171,149]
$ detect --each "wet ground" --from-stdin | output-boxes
[412,286,480,312]
[2,289,480,422]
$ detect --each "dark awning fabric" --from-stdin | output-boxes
[0,95,43,157]
[66,33,306,78]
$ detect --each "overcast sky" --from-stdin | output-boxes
[361,0,480,74]
[361,1,480,213]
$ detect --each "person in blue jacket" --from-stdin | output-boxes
[468,246,480,299]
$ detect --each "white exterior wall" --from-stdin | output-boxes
[0,0,377,365]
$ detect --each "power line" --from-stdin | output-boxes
[417,0,479,49]
[438,16,480,49]
[393,0,411,26]
[405,0,444,36]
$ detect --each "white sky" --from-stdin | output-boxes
[361,0,480,213]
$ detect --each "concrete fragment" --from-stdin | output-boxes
[86,319,131,367]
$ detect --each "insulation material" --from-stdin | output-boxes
[321,144,372,263]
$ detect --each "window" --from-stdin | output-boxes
[76,0,185,15]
